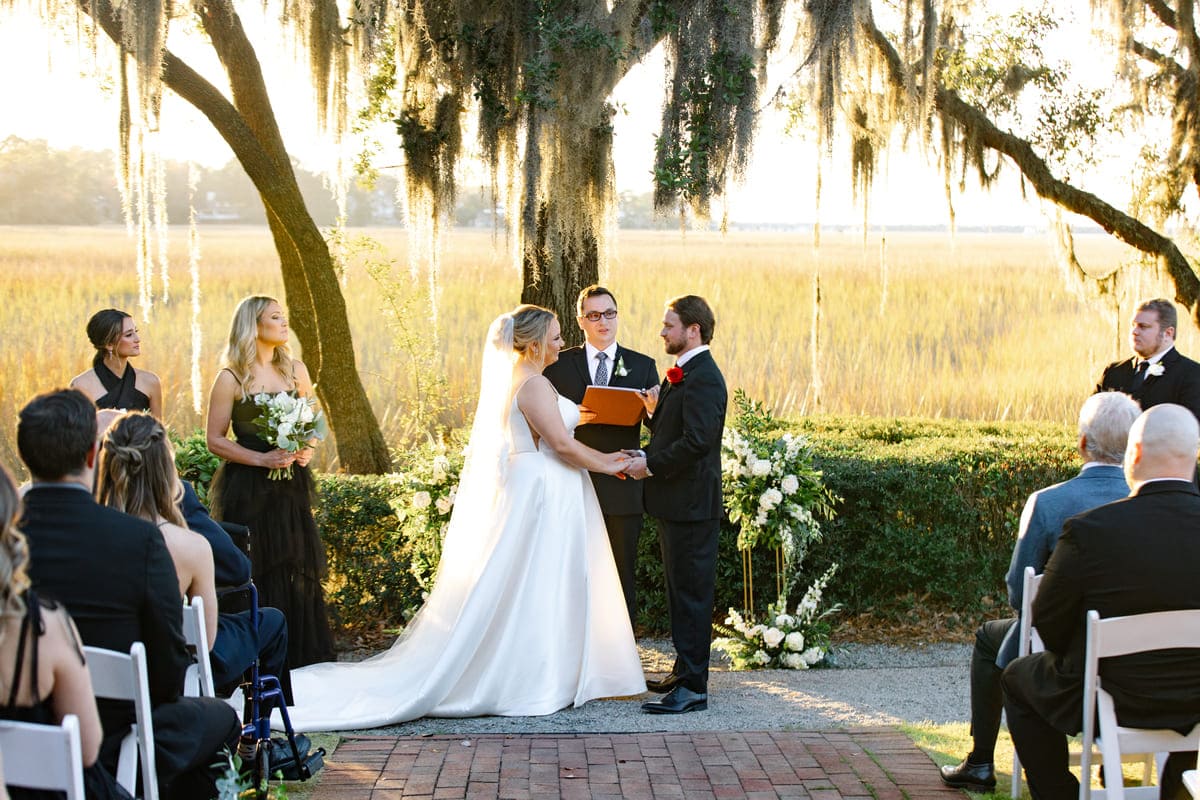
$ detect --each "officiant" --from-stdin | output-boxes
[545,285,660,622]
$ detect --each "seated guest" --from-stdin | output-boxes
[0,463,109,800]
[95,412,218,650]
[1003,403,1200,800]
[17,389,238,800]
[940,391,1140,790]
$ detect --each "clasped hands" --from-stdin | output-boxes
[261,445,315,469]
[600,449,649,480]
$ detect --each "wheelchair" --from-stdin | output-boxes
[218,522,325,795]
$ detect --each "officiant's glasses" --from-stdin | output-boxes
[582,309,618,322]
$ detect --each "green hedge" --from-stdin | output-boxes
[304,416,1078,635]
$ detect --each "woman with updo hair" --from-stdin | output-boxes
[69,309,163,417]
[282,304,643,731]
[0,464,105,798]
[95,412,217,650]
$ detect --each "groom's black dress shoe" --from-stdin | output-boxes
[938,758,996,792]
[641,685,707,714]
[645,673,683,694]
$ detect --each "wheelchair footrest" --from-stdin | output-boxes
[275,747,325,782]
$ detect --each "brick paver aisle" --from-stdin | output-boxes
[307,730,964,800]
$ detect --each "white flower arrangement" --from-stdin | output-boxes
[249,391,328,479]
[390,439,466,596]
[712,565,840,670]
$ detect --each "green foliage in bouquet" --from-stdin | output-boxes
[712,565,840,669]
[722,389,837,584]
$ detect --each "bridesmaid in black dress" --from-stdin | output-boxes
[69,309,163,416]
[205,296,334,669]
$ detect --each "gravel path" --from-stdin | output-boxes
[322,639,972,737]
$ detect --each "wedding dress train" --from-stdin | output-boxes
[279,387,645,732]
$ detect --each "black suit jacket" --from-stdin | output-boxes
[1030,480,1200,733]
[21,485,189,735]
[1097,347,1200,421]
[643,349,728,522]
[544,344,659,514]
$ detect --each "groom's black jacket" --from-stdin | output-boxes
[644,349,727,522]
[544,344,658,514]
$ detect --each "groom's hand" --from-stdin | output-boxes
[624,456,650,480]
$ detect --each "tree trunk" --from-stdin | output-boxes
[85,0,392,472]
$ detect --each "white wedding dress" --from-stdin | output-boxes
[279,372,645,732]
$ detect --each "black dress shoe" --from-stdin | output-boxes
[939,759,996,792]
[642,685,707,714]
[645,673,683,693]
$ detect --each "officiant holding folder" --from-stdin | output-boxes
[545,285,659,622]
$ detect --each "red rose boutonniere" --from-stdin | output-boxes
[666,366,684,385]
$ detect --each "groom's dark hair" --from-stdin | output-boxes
[668,295,715,344]
[576,285,616,314]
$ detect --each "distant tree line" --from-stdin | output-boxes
[0,137,670,229]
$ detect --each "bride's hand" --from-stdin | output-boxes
[599,451,631,476]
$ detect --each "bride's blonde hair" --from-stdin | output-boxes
[221,295,294,400]
[510,305,556,364]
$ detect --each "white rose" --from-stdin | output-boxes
[277,421,293,438]
[785,631,805,651]
[753,649,770,665]
[299,403,315,424]
[762,627,785,648]
[781,652,805,669]
[435,496,453,515]
[751,459,772,477]
[781,475,800,495]
[759,488,783,510]
[412,491,432,509]
[774,614,795,629]
[801,646,824,666]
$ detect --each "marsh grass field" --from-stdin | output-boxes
[0,224,1178,473]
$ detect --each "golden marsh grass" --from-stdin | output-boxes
[0,224,1176,473]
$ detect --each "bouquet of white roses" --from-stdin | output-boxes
[250,391,328,479]
[712,565,839,670]
[722,390,836,574]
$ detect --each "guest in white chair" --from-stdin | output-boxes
[1003,403,1200,800]
[940,391,1140,791]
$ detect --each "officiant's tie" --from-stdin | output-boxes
[594,352,609,386]
[1132,359,1150,389]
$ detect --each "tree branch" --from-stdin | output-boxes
[865,18,1200,325]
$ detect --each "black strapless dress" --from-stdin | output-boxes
[92,359,150,412]
[209,396,335,668]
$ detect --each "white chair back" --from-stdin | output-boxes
[1080,608,1200,800]
[182,597,215,697]
[1012,566,1044,799]
[84,643,158,800]
[0,714,85,800]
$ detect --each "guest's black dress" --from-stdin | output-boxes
[91,358,150,412]
[1,591,130,800]
[209,394,335,669]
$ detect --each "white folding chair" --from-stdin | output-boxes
[0,714,86,800]
[1080,608,1200,800]
[182,596,215,698]
[1183,727,1199,799]
[1011,568,1153,799]
[85,643,158,800]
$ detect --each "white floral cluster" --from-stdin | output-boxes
[249,391,328,479]
[408,453,461,519]
[722,426,825,556]
[712,565,839,671]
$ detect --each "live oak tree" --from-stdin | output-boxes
[789,0,1200,328]
[3,0,392,472]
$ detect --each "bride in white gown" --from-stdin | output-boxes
[280,305,647,731]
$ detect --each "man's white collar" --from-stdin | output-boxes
[676,345,710,367]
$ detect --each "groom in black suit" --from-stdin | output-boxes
[625,295,727,714]
[1096,298,1200,422]
[544,285,659,621]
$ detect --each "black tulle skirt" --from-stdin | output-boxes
[210,461,335,668]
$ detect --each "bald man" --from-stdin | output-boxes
[1002,404,1200,800]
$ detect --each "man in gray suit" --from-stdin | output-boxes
[939,390,1141,791]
